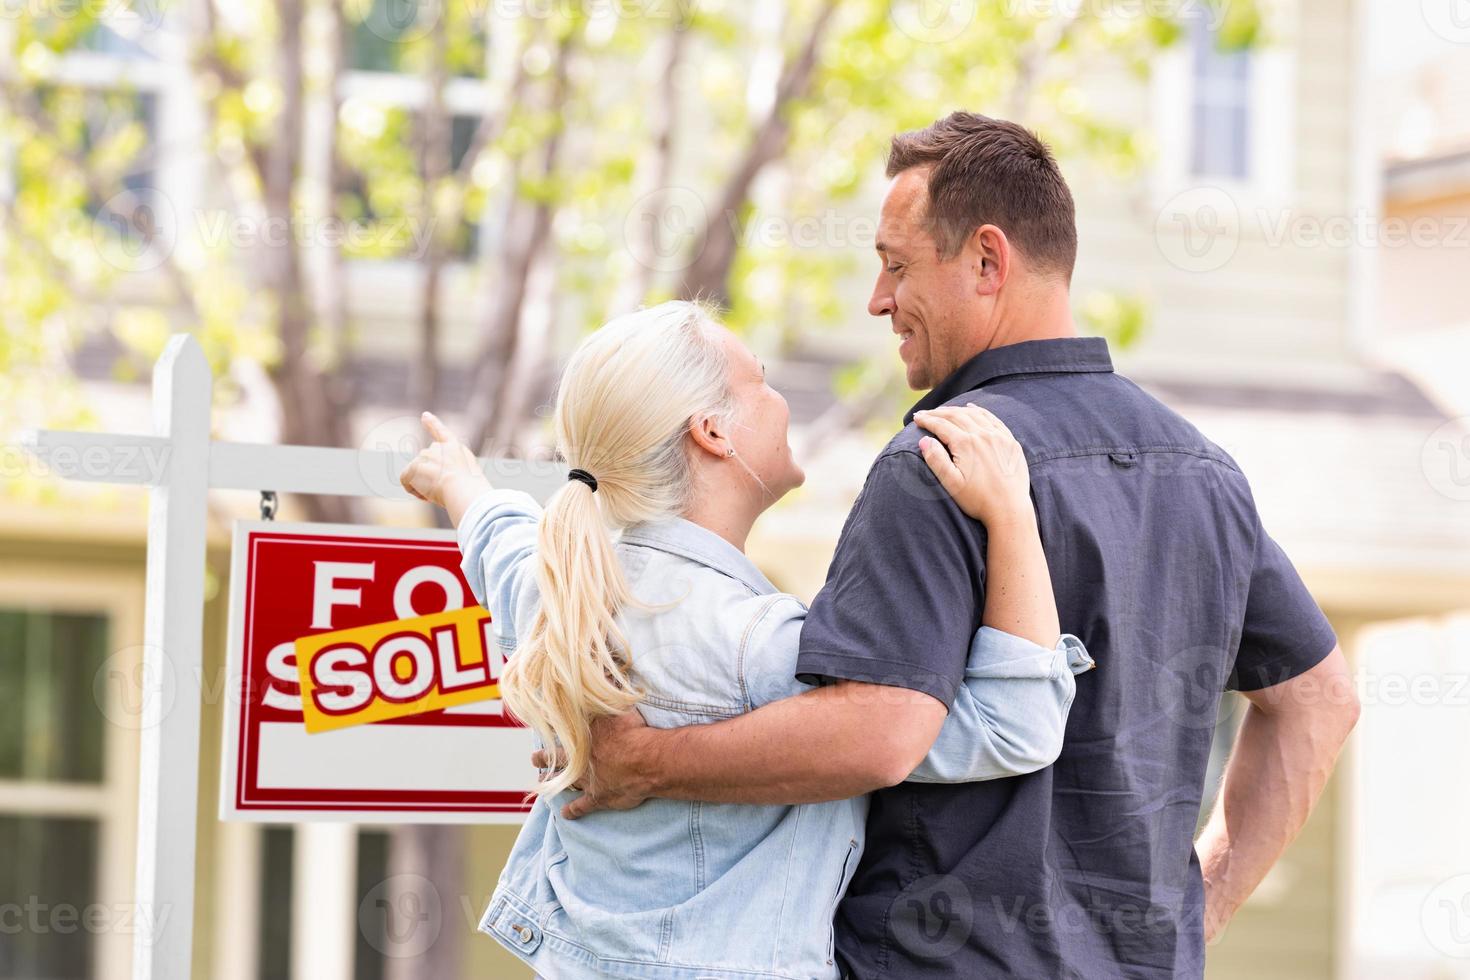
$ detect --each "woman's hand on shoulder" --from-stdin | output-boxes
[913,404,1033,528]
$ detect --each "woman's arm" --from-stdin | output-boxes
[915,404,1058,649]
[908,629,1091,782]
[907,404,1091,783]
[400,412,542,646]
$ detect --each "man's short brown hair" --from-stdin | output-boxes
[886,112,1077,281]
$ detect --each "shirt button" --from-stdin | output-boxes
[512,924,534,944]
[1109,452,1137,467]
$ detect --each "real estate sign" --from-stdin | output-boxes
[220,520,536,822]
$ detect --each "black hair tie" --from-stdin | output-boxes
[567,468,598,493]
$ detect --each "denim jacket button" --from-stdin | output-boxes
[1108,451,1137,467]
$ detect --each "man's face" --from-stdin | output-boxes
[868,168,987,390]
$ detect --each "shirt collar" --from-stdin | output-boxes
[904,337,1115,425]
[619,517,779,597]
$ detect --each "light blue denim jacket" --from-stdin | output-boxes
[458,489,1094,980]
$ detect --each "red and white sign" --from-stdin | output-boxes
[219,520,536,822]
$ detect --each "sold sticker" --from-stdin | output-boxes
[295,606,503,734]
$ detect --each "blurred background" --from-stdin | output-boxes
[2,0,1469,977]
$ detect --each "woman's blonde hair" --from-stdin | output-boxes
[499,300,736,799]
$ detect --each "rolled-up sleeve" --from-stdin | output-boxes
[795,449,988,709]
[456,488,543,654]
[909,630,1094,783]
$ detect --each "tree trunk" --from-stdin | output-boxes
[675,0,838,306]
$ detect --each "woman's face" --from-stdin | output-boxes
[713,326,805,504]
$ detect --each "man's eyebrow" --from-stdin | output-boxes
[875,240,887,253]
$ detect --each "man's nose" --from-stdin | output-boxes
[868,278,894,318]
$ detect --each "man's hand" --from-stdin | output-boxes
[530,710,657,820]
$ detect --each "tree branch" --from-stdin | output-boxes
[675,0,839,306]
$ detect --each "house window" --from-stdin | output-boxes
[0,608,111,980]
[1188,13,1252,181]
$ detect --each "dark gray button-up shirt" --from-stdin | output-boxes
[796,337,1336,979]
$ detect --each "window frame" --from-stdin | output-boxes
[0,562,145,980]
[1151,13,1297,209]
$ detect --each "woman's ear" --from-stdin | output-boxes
[687,413,730,459]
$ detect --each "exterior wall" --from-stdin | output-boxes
[1073,0,1362,387]
[1378,189,1470,335]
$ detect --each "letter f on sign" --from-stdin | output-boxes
[312,562,376,629]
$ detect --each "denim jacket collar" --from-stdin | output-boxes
[619,517,779,598]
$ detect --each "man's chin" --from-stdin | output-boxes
[904,362,931,391]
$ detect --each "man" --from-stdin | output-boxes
[551,112,1360,977]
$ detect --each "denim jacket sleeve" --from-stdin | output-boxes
[906,629,1096,783]
[455,488,543,656]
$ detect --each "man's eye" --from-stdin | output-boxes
[886,264,902,275]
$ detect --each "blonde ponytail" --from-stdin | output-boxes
[499,301,735,799]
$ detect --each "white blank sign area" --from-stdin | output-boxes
[256,722,538,793]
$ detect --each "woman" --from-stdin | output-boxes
[400,300,1092,979]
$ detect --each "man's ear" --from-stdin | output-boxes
[969,224,1010,297]
[687,413,730,460]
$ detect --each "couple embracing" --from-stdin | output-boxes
[400,112,1358,980]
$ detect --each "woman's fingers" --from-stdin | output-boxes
[421,411,454,444]
[918,435,963,497]
[913,410,971,449]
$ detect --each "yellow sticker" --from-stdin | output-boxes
[295,606,502,733]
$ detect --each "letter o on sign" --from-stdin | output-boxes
[374,635,435,703]
[394,565,465,618]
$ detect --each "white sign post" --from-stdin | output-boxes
[22,334,561,980]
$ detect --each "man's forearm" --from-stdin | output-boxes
[631,681,946,805]
[1196,652,1358,939]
